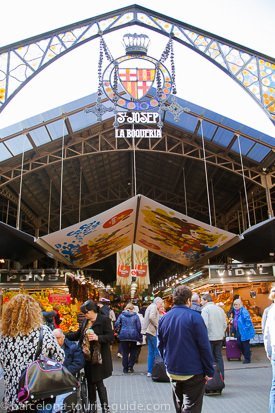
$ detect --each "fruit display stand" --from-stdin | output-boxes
[0,270,106,332]
[2,288,80,332]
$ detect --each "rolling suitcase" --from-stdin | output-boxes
[152,355,170,382]
[205,363,225,395]
[225,337,241,361]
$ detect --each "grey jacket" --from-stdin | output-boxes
[201,302,227,341]
[142,303,160,336]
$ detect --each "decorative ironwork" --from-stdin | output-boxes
[100,33,175,121]
[123,33,150,56]
[0,5,274,124]
[85,35,114,120]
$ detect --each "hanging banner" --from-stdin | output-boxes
[38,197,138,268]
[133,244,150,289]
[116,244,150,290]
[116,245,132,289]
[37,194,239,269]
[135,195,239,267]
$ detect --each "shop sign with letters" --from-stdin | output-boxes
[209,264,273,279]
[0,271,66,284]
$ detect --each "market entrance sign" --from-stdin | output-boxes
[87,33,181,137]
[115,112,162,138]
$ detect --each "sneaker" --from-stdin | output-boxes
[128,367,134,373]
[123,368,128,373]
[242,360,251,364]
[147,372,152,377]
[117,353,123,358]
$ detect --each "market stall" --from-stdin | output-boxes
[0,269,106,332]
[153,262,275,344]
[191,263,275,343]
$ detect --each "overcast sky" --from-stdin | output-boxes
[0,0,274,136]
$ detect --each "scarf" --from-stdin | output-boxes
[233,309,240,330]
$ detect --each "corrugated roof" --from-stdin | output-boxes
[0,91,274,164]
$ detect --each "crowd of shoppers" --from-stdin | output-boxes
[1,286,274,413]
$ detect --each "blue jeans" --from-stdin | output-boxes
[269,353,275,413]
[146,333,159,374]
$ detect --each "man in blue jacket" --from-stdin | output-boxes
[158,286,214,413]
[53,328,85,375]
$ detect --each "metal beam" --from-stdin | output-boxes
[0,123,271,188]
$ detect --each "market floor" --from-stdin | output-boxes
[0,344,271,413]
[107,344,271,413]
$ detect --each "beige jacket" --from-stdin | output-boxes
[142,303,160,336]
[201,302,227,341]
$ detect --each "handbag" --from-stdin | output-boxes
[91,341,102,365]
[18,327,79,403]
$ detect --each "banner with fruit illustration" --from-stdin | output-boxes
[38,195,239,269]
[38,197,138,268]
[135,195,239,267]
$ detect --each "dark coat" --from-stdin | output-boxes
[63,338,85,375]
[115,311,142,342]
[158,305,214,377]
[66,314,113,383]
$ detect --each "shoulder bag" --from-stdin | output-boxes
[18,327,79,403]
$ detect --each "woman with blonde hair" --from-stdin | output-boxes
[0,294,64,413]
[115,302,142,373]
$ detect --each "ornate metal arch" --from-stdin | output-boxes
[0,5,274,124]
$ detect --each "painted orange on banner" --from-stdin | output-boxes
[103,209,133,228]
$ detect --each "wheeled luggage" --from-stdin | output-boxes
[225,337,241,361]
[152,355,170,382]
[205,363,225,395]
